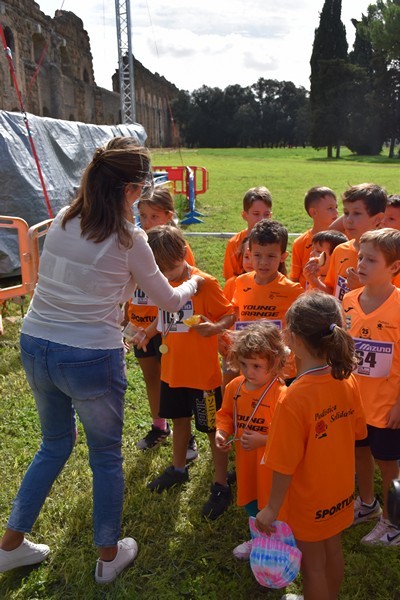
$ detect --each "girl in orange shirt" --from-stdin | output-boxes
[256,292,367,600]
[216,321,287,559]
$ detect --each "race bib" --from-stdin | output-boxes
[131,288,154,306]
[158,300,194,333]
[335,275,350,302]
[234,319,282,331]
[353,338,394,378]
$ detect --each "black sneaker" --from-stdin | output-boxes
[186,435,199,463]
[201,482,232,520]
[147,466,189,493]
[136,424,171,450]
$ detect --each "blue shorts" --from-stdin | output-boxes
[159,381,222,433]
[356,424,400,461]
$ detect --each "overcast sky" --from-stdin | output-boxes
[38,0,372,93]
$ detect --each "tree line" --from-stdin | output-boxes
[171,0,400,157]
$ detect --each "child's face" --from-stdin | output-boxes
[251,242,288,284]
[242,242,253,273]
[239,355,271,389]
[310,241,332,277]
[381,206,400,230]
[343,200,382,242]
[242,200,272,230]
[139,204,171,231]
[311,195,338,228]
[161,260,187,283]
[357,241,399,286]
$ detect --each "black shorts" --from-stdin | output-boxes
[133,333,162,360]
[159,381,222,433]
[355,424,400,461]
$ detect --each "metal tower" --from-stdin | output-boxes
[115,0,135,123]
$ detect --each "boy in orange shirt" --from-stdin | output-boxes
[256,292,366,600]
[306,183,386,302]
[290,186,338,288]
[343,228,400,545]
[142,225,236,520]
[381,195,400,287]
[302,229,347,289]
[223,186,272,280]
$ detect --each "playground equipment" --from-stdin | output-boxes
[152,165,208,225]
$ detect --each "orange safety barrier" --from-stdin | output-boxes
[152,166,208,196]
[0,216,53,303]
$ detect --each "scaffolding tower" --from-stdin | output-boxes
[115,0,135,123]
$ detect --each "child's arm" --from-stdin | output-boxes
[191,313,236,337]
[255,471,292,534]
[302,260,333,293]
[240,430,268,451]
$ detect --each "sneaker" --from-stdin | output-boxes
[136,424,171,450]
[0,539,50,573]
[232,539,252,560]
[361,517,400,546]
[147,466,189,493]
[353,496,382,524]
[281,595,304,600]
[201,482,232,520]
[186,435,199,462]
[95,538,138,584]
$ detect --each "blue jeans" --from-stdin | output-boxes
[8,334,127,547]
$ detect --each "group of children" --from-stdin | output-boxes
[124,182,400,600]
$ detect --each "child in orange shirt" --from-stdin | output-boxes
[223,186,272,280]
[256,292,367,600]
[302,230,347,289]
[216,321,287,559]
[307,183,386,301]
[343,228,400,545]
[125,188,197,454]
[381,195,400,287]
[290,186,338,288]
[142,225,236,520]
[232,219,303,380]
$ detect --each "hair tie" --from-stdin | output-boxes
[92,148,105,165]
[329,323,337,332]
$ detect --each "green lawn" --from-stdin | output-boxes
[1,147,399,599]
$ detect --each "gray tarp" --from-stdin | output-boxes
[0,111,147,276]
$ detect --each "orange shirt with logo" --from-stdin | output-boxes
[223,229,248,280]
[263,372,367,542]
[324,240,358,302]
[290,229,313,288]
[217,375,285,508]
[342,287,400,428]
[127,243,195,329]
[158,267,234,390]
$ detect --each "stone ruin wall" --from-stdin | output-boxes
[0,0,179,146]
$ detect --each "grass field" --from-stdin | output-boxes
[1,147,400,599]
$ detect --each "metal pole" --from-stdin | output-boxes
[115,0,135,123]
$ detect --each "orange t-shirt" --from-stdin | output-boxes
[232,272,303,378]
[223,276,236,303]
[290,229,313,288]
[158,267,234,390]
[217,375,285,508]
[127,243,195,329]
[324,239,358,302]
[223,229,248,280]
[342,287,400,427]
[264,372,367,542]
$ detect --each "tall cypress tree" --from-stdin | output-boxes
[310,0,350,157]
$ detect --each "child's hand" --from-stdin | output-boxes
[303,258,320,284]
[191,316,218,337]
[240,430,267,451]
[387,402,400,429]
[346,267,362,290]
[255,505,277,535]
[215,430,231,452]
[130,327,149,351]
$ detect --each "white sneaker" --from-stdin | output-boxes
[361,517,400,546]
[232,539,252,560]
[281,594,304,600]
[353,496,382,525]
[95,538,138,584]
[0,539,50,573]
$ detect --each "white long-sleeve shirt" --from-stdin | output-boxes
[22,207,197,349]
